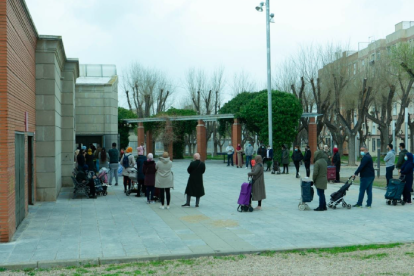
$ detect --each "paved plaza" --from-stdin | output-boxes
[0,160,413,267]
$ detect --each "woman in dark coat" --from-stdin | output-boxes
[136,153,147,197]
[281,145,289,174]
[303,145,311,177]
[85,148,95,172]
[77,149,86,170]
[182,153,206,208]
[143,153,156,204]
[332,147,341,183]
[291,145,304,178]
[400,152,413,204]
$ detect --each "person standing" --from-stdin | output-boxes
[332,147,341,183]
[303,145,311,177]
[323,145,332,166]
[85,148,95,172]
[313,150,328,211]
[108,143,119,186]
[136,147,147,197]
[121,147,135,193]
[281,145,289,174]
[77,149,86,171]
[182,153,206,208]
[396,143,408,170]
[155,152,174,209]
[353,146,375,208]
[400,152,413,204]
[384,144,395,187]
[248,155,266,210]
[291,146,303,178]
[258,144,266,160]
[98,148,109,169]
[137,142,145,157]
[143,153,156,204]
[94,146,102,171]
[264,145,274,172]
[236,144,243,168]
[245,143,254,169]
[226,143,234,167]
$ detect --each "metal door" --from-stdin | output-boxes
[15,133,25,228]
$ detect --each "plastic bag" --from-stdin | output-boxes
[118,164,123,176]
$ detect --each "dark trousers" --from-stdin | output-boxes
[357,176,374,207]
[282,164,289,173]
[146,186,155,201]
[227,154,234,166]
[186,194,200,205]
[403,182,412,203]
[317,188,326,209]
[294,161,300,176]
[123,176,131,191]
[137,179,145,195]
[88,179,96,196]
[160,188,171,206]
[385,166,394,187]
[246,155,252,168]
[336,170,340,182]
[304,161,310,177]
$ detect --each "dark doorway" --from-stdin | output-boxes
[76,135,103,149]
[28,135,34,205]
[15,133,25,228]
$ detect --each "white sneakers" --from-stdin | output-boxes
[159,205,170,210]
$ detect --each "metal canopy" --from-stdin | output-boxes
[301,113,323,118]
[123,114,235,123]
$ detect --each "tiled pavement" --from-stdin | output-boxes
[0,159,413,266]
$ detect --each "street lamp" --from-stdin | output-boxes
[256,1,274,148]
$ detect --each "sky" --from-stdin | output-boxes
[26,0,414,108]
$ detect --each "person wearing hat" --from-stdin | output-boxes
[121,147,136,193]
[85,148,95,172]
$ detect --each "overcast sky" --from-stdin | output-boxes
[26,0,414,108]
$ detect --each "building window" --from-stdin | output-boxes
[372,139,376,151]
[353,63,356,74]
[372,124,376,135]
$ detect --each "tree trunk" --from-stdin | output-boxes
[379,126,390,153]
[347,134,356,166]
[409,122,414,153]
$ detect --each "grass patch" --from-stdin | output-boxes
[260,251,276,257]
[147,270,157,274]
[76,268,89,273]
[405,252,414,257]
[359,253,389,260]
[213,256,236,261]
[0,268,6,272]
[133,270,142,275]
[83,263,99,268]
[238,254,246,259]
[177,259,196,265]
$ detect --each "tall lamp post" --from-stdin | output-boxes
[256,1,275,147]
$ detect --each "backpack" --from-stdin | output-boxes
[122,154,130,168]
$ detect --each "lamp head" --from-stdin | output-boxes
[255,6,263,12]
[270,13,275,23]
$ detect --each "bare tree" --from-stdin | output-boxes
[232,70,256,96]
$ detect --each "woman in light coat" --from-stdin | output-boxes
[121,147,136,193]
[155,152,174,209]
[248,155,266,210]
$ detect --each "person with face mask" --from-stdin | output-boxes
[264,145,274,171]
[291,145,304,178]
[396,143,408,170]
[245,143,254,169]
[281,145,289,174]
[384,144,396,187]
[352,146,375,208]
[400,152,413,204]
[323,145,332,166]
[303,145,311,177]
[226,143,234,167]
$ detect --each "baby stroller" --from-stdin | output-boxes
[237,178,254,212]
[327,176,354,209]
[125,167,139,196]
[385,177,406,206]
[271,159,281,175]
[97,168,109,196]
[298,178,314,211]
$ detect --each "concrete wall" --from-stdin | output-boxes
[35,37,79,200]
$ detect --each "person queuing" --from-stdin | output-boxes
[226,143,235,167]
[236,144,244,168]
[108,143,119,186]
[85,148,95,172]
[281,145,289,174]
[77,149,86,171]
[155,152,174,209]
[332,147,341,183]
[245,143,254,169]
[323,145,332,166]
[121,147,135,193]
[264,145,274,172]
[247,155,266,210]
[399,152,413,204]
[396,143,408,170]
[353,146,375,208]
[313,150,328,211]
[143,153,156,204]
[182,153,206,208]
[291,145,303,178]
[384,144,395,187]
[303,145,311,177]
[76,165,97,199]
[136,147,147,197]
[98,148,109,169]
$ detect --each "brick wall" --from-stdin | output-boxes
[0,0,37,242]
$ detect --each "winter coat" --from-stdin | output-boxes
[258,146,266,158]
[312,150,328,190]
[245,145,254,156]
[248,163,266,201]
[332,152,341,172]
[121,153,136,177]
[303,149,311,163]
[136,155,147,180]
[155,157,174,189]
[143,160,156,186]
[292,151,304,162]
[77,153,86,167]
[323,151,332,166]
[354,153,375,178]
[396,149,408,169]
[400,153,413,190]
[281,149,289,165]
[85,154,95,171]
[185,160,206,197]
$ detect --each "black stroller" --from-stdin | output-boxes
[271,159,281,174]
[327,176,355,209]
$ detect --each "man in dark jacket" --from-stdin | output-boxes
[303,145,311,177]
[108,143,119,186]
[396,143,408,170]
[136,153,147,197]
[182,153,206,208]
[332,147,341,183]
[281,145,289,174]
[264,145,274,171]
[353,146,375,208]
